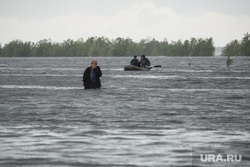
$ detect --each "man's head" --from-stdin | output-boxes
[91,60,98,69]
[141,55,145,59]
[134,55,137,59]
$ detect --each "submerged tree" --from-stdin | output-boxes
[240,33,250,56]
[34,39,54,57]
[221,40,241,56]
[222,33,250,56]
[226,54,233,67]
[2,40,33,57]
[1,36,216,57]
[0,43,2,57]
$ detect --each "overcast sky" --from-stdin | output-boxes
[0,0,250,46]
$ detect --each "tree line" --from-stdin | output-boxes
[221,33,250,56]
[0,37,216,57]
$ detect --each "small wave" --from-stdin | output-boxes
[0,64,8,67]
[108,75,179,79]
[169,69,214,73]
[201,76,250,80]
[5,84,247,92]
[102,68,124,71]
[0,67,82,71]
[0,74,82,77]
[107,74,250,80]
[0,85,84,90]
[107,86,250,93]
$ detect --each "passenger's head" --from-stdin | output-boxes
[134,55,137,59]
[141,55,145,59]
[91,60,98,69]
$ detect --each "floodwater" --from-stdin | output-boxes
[0,56,249,167]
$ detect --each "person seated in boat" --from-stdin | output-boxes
[130,55,140,67]
[139,55,150,67]
[83,60,102,89]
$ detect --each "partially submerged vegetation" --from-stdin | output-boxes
[0,37,215,57]
[226,54,233,67]
[221,33,250,56]
[0,33,249,57]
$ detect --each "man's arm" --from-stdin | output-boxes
[94,66,102,77]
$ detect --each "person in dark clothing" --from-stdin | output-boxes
[139,55,150,67]
[130,55,140,67]
[83,60,102,89]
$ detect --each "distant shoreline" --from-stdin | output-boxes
[0,37,215,57]
[1,34,249,57]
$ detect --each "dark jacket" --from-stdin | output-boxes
[130,59,139,66]
[83,66,102,89]
[140,58,150,67]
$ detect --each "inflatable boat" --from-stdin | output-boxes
[124,65,152,71]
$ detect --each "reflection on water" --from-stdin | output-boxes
[0,57,249,167]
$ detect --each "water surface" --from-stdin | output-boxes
[0,57,249,166]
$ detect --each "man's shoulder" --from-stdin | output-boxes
[84,66,91,72]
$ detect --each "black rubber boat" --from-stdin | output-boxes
[124,65,152,71]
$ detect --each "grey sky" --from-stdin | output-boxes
[1,0,250,46]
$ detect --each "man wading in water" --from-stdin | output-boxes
[83,60,102,89]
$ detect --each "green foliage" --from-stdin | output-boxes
[111,38,137,57]
[84,37,111,57]
[222,33,250,56]
[221,40,240,56]
[34,39,53,57]
[188,38,215,56]
[0,43,2,56]
[1,37,215,57]
[226,54,233,67]
[1,40,33,57]
[241,33,250,56]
